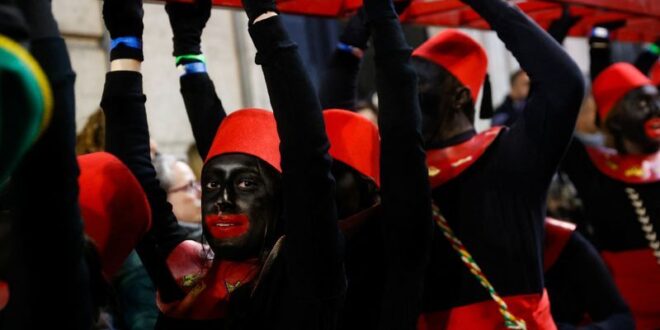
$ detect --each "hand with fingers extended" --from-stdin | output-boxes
[165,0,211,58]
[103,0,144,61]
[241,0,277,25]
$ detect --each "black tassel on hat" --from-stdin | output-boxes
[479,73,494,119]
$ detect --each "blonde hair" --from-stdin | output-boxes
[76,109,105,155]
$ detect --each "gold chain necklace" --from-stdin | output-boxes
[624,187,660,265]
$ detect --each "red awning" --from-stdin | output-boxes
[158,0,660,42]
[402,0,659,42]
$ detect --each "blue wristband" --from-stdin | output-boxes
[337,42,354,53]
[110,36,142,50]
[177,62,207,76]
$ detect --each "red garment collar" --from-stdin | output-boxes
[426,127,504,189]
[158,241,260,320]
[543,218,576,272]
[585,145,660,184]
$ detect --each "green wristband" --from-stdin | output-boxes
[648,44,660,56]
[175,54,206,66]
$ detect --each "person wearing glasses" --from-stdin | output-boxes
[153,153,203,241]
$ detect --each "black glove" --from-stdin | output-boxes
[340,8,369,50]
[339,0,409,50]
[547,5,581,44]
[393,0,411,15]
[103,0,144,61]
[165,0,211,58]
[363,0,397,23]
[241,0,277,25]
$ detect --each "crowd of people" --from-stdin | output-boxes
[0,0,658,329]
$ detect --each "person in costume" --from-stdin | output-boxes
[77,152,154,329]
[101,0,345,328]
[412,0,584,328]
[1,1,157,328]
[0,0,93,328]
[0,0,52,320]
[543,217,634,329]
[560,62,660,329]
[72,108,161,330]
[167,0,432,328]
[498,13,634,329]
[324,0,434,328]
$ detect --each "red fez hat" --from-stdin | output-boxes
[205,109,281,173]
[78,152,152,278]
[324,109,380,187]
[593,62,653,120]
[650,61,660,87]
[413,29,488,102]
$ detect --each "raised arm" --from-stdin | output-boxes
[633,39,660,76]
[547,6,581,45]
[589,26,613,82]
[242,0,344,304]
[8,0,91,327]
[318,9,369,111]
[165,0,225,159]
[318,2,411,111]
[363,0,432,329]
[100,0,187,301]
[463,0,584,170]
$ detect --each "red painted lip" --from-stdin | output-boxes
[645,118,660,140]
[205,214,250,240]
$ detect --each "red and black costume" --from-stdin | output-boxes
[561,64,660,330]
[416,0,584,328]
[544,218,634,329]
[317,1,433,328]
[103,14,345,330]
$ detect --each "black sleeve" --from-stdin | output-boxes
[369,17,433,330]
[101,71,188,301]
[463,0,585,174]
[249,16,344,299]
[558,139,600,244]
[589,38,611,82]
[546,232,634,330]
[633,48,659,76]
[179,72,226,159]
[319,50,362,111]
[8,37,92,329]
[559,138,592,191]
[547,12,580,45]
